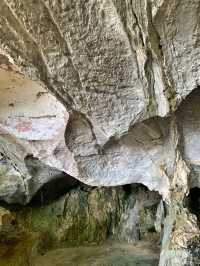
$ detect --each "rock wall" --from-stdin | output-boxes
[0,1,200,265]
[1,185,161,246]
[0,56,79,204]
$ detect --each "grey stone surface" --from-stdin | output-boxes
[0,55,78,204]
[1,1,200,265]
[0,0,199,196]
[66,114,175,200]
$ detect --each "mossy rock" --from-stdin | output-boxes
[16,187,125,246]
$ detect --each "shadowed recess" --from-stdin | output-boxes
[25,155,88,206]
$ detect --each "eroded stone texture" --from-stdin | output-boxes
[0,0,199,198]
[0,53,78,204]
[0,0,199,190]
[177,88,200,189]
[15,185,160,245]
[153,0,200,102]
[1,1,200,265]
[159,134,200,266]
[0,0,148,143]
[66,114,176,200]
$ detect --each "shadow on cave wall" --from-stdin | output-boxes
[184,187,200,224]
[29,175,79,206]
[27,88,200,208]
[176,86,200,158]
[177,87,200,229]
[25,155,91,207]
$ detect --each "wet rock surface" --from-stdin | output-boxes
[0,231,42,266]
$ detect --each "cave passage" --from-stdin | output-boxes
[186,187,200,222]
[25,155,90,206]
[29,174,80,206]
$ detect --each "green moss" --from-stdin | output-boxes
[60,188,124,245]
[16,187,124,246]
[16,196,65,243]
[14,186,160,248]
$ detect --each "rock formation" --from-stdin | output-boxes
[0,54,79,204]
[0,0,200,265]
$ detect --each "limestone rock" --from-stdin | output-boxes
[1,1,200,265]
[159,148,200,266]
[118,185,160,243]
[16,185,160,245]
[0,53,78,204]
[177,89,200,189]
[0,0,199,202]
[66,114,176,200]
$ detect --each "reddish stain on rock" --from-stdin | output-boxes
[15,121,32,132]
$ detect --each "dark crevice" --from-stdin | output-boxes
[122,184,132,196]
[29,176,93,207]
[184,187,200,225]
[29,175,79,206]
[24,155,91,207]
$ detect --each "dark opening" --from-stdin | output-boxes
[29,174,80,206]
[24,155,92,207]
[185,187,200,223]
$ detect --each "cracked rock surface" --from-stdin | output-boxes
[0,1,200,265]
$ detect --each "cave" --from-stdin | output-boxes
[29,174,80,206]
[0,54,79,205]
[24,155,89,206]
[185,187,200,221]
[1,1,200,265]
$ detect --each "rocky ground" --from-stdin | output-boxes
[32,241,159,266]
[0,185,161,266]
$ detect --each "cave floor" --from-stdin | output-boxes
[0,231,159,266]
[32,241,159,266]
